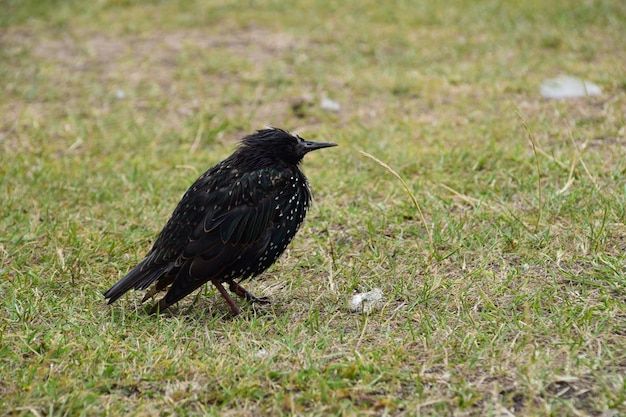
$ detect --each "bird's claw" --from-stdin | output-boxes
[249,295,271,305]
[228,281,271,305]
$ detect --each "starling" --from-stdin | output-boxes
[104,127,337,315]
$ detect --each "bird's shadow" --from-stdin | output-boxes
[144,296,284,324]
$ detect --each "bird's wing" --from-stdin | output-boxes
[160,167,293,306]
[185,167,290,253]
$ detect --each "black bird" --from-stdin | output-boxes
[104,127,337,315]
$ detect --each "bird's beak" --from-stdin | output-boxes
[300,140,338,153]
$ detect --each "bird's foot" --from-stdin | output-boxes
[228,281,271,305]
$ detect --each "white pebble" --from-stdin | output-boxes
[348,288,384,314]
[540,75,601,99]
[320,97,341,112]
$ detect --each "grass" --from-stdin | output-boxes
[1,0,625,415]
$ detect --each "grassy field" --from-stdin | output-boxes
[1,0,625,415]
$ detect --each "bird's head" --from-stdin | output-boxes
[239,127,337,166]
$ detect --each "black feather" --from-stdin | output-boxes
[103,127,337,314]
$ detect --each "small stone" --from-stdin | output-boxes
[320,97,341,112]
[255,348,269,358]
[348,288,384,314]
[540,75,601,99]
[291,94,314,118]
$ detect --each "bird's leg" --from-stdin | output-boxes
[228,280,271,305]
[211,280,241,315]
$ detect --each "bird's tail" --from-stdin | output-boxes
[103,258,167,304]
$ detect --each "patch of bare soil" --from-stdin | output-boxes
[27,26,301,79]
[1,26,308,146]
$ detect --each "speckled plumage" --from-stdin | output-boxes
[104,128,337,314]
